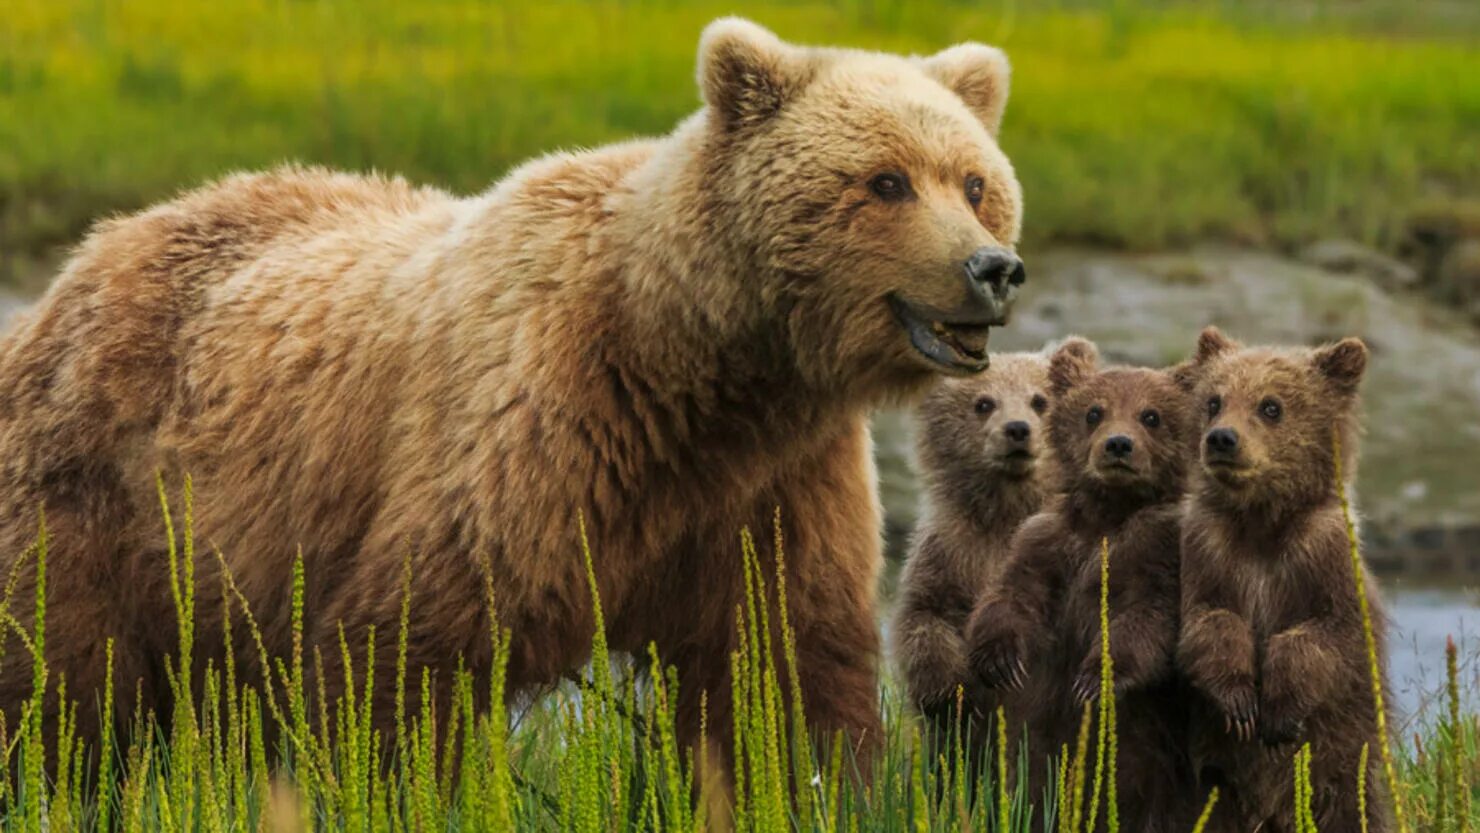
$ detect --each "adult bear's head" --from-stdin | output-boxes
[691,18,1024,395]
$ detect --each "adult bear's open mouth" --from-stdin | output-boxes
[887,294,998,374]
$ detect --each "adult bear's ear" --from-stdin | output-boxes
[698,18,809,133]
[1313,337,1368,395]
[917,43,1011,136]
[1048,337,1098,396]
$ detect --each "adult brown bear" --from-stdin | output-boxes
[0,18,1025,766]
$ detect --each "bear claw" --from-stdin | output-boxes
[973,639,1025,691]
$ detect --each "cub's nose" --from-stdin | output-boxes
[1104,435,1134,458]
[1206,427,1239,454]
[1003,420,1031,444]
[964,246,1026,294]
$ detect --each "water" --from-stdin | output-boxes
[1386,579,1480,734]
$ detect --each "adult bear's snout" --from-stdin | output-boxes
[961,246,1024,322]
[964,246,1025,292]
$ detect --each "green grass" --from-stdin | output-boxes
[0,473,1473,831]
[2,0,1479,288]
[0,487,1061,832]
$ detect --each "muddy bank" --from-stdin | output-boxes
[0,292,24,330]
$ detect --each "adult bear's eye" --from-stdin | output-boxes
[965,175,985,207]
[1207,396,1222,418]
[1140,409,1161,429]
[1260,397,1283,421]
[1086,405,1103,426]
[869,172,911,201]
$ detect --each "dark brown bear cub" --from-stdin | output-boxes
[966,338,1193,832]
[1177,327,1392,833]
[892,352,1053,746]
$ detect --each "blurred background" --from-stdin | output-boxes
[2,0,1478,728]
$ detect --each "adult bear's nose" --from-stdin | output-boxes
[963,246,1026,296]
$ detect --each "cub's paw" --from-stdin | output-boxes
[918,687,966,724]
[968,631,1026,692]
[1209,679,1258,742]
[1071,660,1108,707]
[1257,699,1307,748]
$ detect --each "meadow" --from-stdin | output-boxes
[0,476,1472,831]
[3,1,1479,288]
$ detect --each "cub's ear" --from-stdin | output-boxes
[1170,328,1238,391]
[1167,360,1199,393]
[1313,337,1368,395]
[917,43,1011,136]
[698,18,810,132]
[1048,337,1099,395]
[1194,326,1239,363]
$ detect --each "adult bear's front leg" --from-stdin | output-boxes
[622,418,885,782]
[760,419,885,763]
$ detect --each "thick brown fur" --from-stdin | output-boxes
[891,352,1053,746]
[0,19,1025,771]
[1176,327,1392,833]
[966,339,1196,832]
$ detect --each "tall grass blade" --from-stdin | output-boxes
[1334,429,1409,833]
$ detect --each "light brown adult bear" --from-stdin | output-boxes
[891,352,1052,743]
[0,19,1027,767]
[1176,328,1392,833]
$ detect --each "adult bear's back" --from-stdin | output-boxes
[0,167,456,724]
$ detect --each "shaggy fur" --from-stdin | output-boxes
[0,19,1025,768]
[966,339,1195,832]
[1176,327,1392,833]
[891,353,1052,743]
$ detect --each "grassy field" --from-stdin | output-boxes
[0,482,1472,831]
[2,1,1479,288]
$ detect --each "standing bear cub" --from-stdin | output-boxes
[967,339,1194,832]
[0,19,1027,765]
[1177,327,1392,833]
[892,351,1053,740]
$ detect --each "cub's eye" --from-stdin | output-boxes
[869,173,911,201]
[1030,393,1048,414]
[1207,396,1222,418]
[1140,409,1161,429]
[1086,405,1104,426]
[1259,398,1283,421]
[974,396,996,416]
[965,175,985,208]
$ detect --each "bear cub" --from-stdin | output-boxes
[893,352,1054,739]
[966,338,1193,832]
[1177,327,1392,833]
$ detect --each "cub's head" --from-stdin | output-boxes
[915,352,1052,495]
[694,18,1023,391]
[1046,339,1192,503]
[1180,327,1368,509]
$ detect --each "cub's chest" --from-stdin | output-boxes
[1220,545,1308,637]
[1061,537,1114,613]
